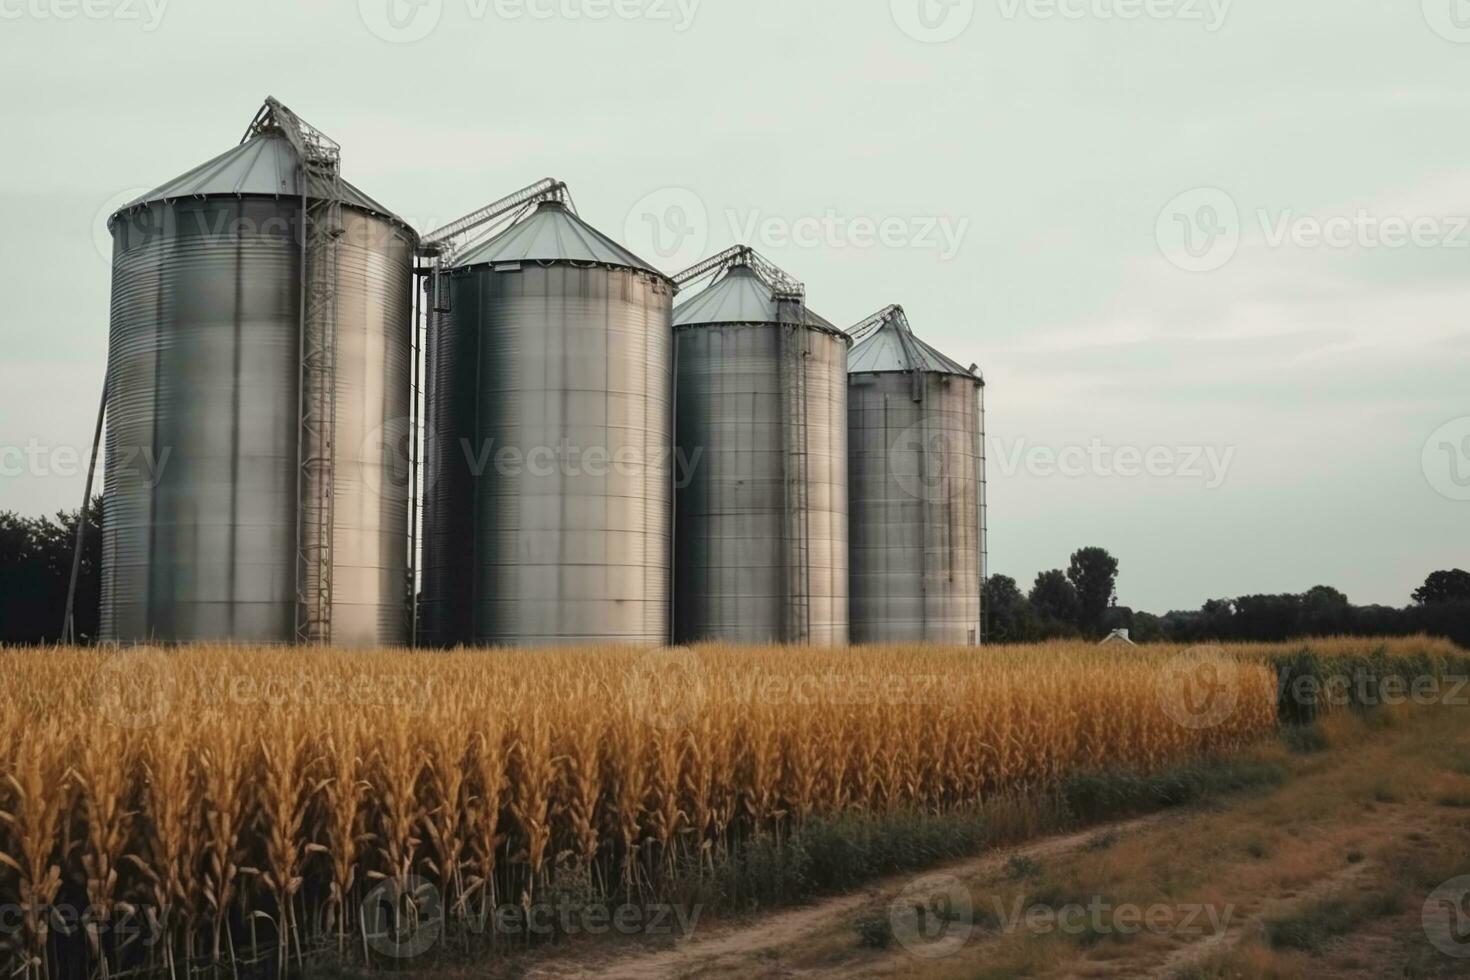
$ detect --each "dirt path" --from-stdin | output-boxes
[509,708,1470,980]
[540,806,1434,980]
[525,814,1173,980]
[1141,860,1374,980]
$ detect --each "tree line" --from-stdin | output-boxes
[2,508,1465,648]
[0,499,102,645]
[986,548,1470,648]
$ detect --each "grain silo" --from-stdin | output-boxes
[847,306,985,645]
[669,247,850,645]
[101,98,417,647]
[420,185,674,647]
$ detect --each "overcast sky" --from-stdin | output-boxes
[1,0,1466,613]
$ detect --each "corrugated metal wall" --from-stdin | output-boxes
[848,370,982,644]
[102,198,414,645]
[422,263,673,647]
[673,321,849,645]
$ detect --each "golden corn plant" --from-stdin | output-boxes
[420,700,472,919]
[0,720,69,980]
[313,712,370,951]
[464,716,507,922]
[69,722,134,976]
[1,638,1457,978]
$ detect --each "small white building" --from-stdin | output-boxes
[1099,629,1136,646]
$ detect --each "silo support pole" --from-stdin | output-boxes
[977,382,988,645]
[408,268,422,647]
[62,378,109,645]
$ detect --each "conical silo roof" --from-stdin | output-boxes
[674,265,841,333]
[453,200,664,276]
[109,131,411,230]
[848,311,976,378]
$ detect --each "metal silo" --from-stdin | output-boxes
[100,98,417,647]
[669,248,849,646]
[420,187,674,647]
[847,306,985,645]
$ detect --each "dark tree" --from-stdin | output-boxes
[1100,606,1135,639]
[1231,594,1305,642]
[1301,585,1352,636]
[0,511,45,643]
[984,574,1039,643]
[1030,569,1081,634]
[0,498,103,645]
[1067,546,1120,635]
[1131,610,1164,643]
[1413,570,1470,606]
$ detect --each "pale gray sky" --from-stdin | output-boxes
[1,0,1466,613]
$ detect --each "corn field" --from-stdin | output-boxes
[0,642,1307,977]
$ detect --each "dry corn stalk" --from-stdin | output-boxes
[0,638,1385,978]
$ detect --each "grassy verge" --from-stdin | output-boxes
[818,703,1470,980]
[667,753,1291,921]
